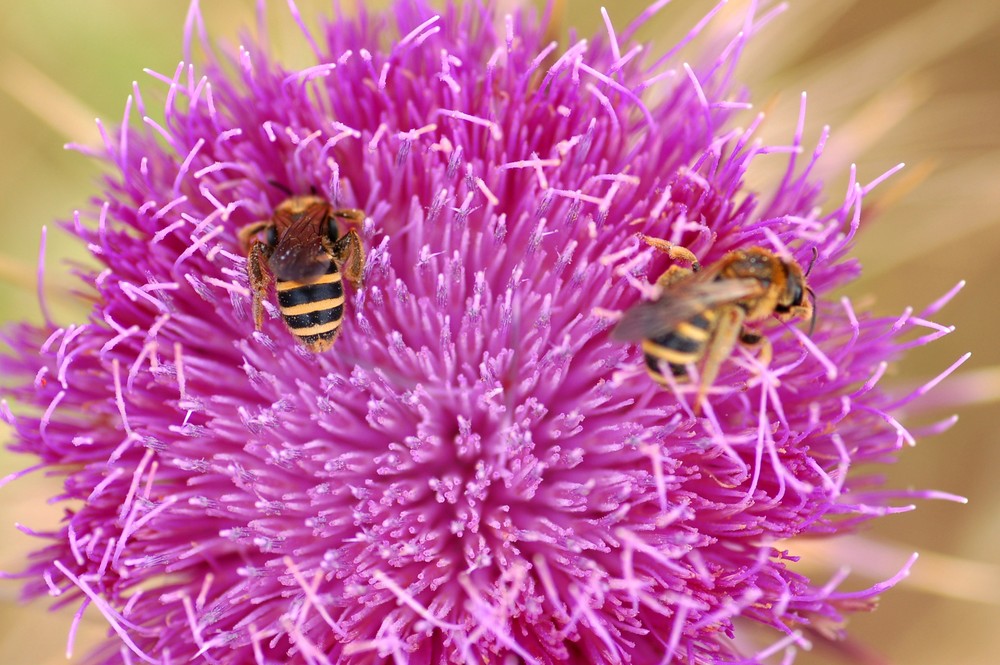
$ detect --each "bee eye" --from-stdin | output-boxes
[265,225,278,247]
[327,217,340,244]
[785,280,804,308]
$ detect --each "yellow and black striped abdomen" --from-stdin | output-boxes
[641,310,716,383]
[275,264,345,352]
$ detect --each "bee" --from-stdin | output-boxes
[238,196,366,352]
[612,236,815,408]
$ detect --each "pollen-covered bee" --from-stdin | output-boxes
[238,196,366,352]
[612,236,815,407]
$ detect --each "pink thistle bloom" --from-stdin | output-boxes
[0,1,967,663]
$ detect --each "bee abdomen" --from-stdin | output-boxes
[275,269,345,346]
[281,299,345,329]
[642,312,714,380]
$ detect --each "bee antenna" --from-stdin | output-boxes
[806,287,818,336]
[804,247,819,277]
[267,180,294,197]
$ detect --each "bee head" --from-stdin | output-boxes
[326,214,340,244]
[774,259,815,333]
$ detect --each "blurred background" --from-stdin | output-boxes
[0,0,996,663]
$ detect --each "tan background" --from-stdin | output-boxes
[0,1,996,663]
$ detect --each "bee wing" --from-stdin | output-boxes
[268,205,331,281]
[611,279,761,341]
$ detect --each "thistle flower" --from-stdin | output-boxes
[0,1,967,663]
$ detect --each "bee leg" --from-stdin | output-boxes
[331,228,366,288]
[656,265,695,288]
[641,236,701,272]
[739,329,773,367]
[696,304,745,412]
[246,240,273,331]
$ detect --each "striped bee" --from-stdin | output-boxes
[612,236,815,408]
[238,196,365,352]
